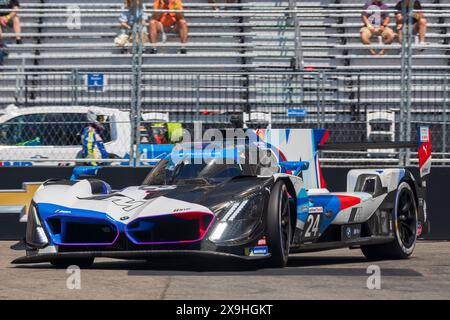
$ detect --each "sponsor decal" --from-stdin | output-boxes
[245,246,269,256]
[173,208,191,213]
[0,182,42,214]
[108,195,146,212]
[346,227,352,238]
[257,237,267,246]
[55,209,71,214]
[341,224,362,241]
[418,126,431,178]
[299,204,309,212]
[417,222,423,237]
[420,127,429,142]
[309,206,323,214]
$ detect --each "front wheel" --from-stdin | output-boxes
[265,181,292,268]
[361,182,418,260]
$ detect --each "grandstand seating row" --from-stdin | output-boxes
[0,0,448,71]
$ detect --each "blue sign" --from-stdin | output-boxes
[87,73,105,90]
[287,109,308,117]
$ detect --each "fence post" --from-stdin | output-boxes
[444,76,448,154]
[129,23,138,167]
[71,69,79,106]
[134,23,144,167]
[195,74,200,120]
[320,71,325,127]
[24,73,28,106]
[15,65,23,105]
[405,0,414,166]
[316,72,322,126]
[399,0,414,166]
[357,74,361,118]
[288,0,303,70]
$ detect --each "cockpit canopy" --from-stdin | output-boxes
[143,142,280,185]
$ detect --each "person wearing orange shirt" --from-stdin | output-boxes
[148,0,188,54]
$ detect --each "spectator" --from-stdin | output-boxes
[149,0,188,54]
[81,110,109,166]
[395,0,427,46]
[0,45,7,65]
[360,0,394,56]
[116,0,148,48]
[0,0,22,46]
[207,0,237,11]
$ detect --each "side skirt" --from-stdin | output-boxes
[12,250,271,264]
[289,236,394,254]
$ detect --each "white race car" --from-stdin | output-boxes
[13,128,431,268]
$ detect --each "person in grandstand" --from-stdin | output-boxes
[360,0,395,56]
[148,0,188,54]
[395,0,428,46]
[116,0,148,48]
[81,110,109,166]
[0,0,22,50]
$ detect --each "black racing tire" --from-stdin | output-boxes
[50,257,95,269]
[265,181,292,268]
[361,181,418,261]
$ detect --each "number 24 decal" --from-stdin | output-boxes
[304,213,321,239]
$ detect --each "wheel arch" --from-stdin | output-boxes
[274,177,298,238]
[400,170,422,222]
[401,171,418,196]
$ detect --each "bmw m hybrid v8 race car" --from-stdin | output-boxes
[13,128,432,268]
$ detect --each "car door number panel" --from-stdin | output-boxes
[301,213,322,241]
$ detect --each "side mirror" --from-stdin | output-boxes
[70,166,101,181]
[279,161,310,176]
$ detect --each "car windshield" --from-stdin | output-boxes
[143,143,280,185]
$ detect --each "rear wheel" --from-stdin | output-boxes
[50,257,95,269]
[266,181,292,268]
[361,182,418,260]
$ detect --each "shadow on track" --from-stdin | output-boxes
[12,254,376,276]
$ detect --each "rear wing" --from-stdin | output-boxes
[254,127,431,190]
[317,126,432,181]
[418,126,432,181]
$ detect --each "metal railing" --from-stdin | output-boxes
[0,1,449,166]
[1,69,448,166]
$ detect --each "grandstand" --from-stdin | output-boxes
[0,0,448,152]
[2,0,447,71]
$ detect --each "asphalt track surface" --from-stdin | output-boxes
[1,241,449,300]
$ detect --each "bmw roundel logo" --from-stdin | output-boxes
[346,227,352,238]
[120,216,130,221]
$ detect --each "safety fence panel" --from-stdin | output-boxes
[408,72,450,165]
[0,71,134,166]
[1,70,449,166]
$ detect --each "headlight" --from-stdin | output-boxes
[219,195,263,222]
[26,203,49,248]
[209,195,264,243]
